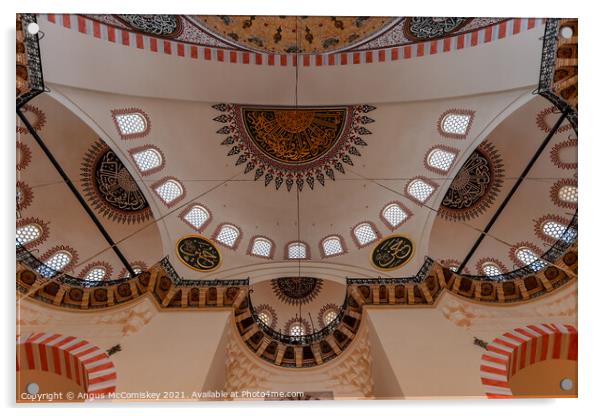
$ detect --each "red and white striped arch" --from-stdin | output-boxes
[17,333,117,398]
[480,323,577,399]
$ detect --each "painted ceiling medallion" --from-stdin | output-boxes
[192,16,398,54]
[213,104,375,191]
[271,277,323,306]
[114,15,183,38]
[438,141,504,222]
[176,235,222,272]
[403,17,473,41]
[370,234,414,271]
[81,141,152,224]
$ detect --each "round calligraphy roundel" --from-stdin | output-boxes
[370,234,415,271]
[176,235,222,272]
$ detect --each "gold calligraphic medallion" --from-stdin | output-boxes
[370,234,415,271]
[176,235,222,272]
[242,108,347,165]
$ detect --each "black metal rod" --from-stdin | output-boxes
[17,108,136,276]
[458,109,569,273]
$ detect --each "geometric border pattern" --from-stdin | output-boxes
[16,104,46,135]
[549,138,577,170]
[16,180,34,212]
[16,142,32,171]
[44,15,544,67]
[17,332,118,398]
[536,106,573,135]
[480,323,577,398]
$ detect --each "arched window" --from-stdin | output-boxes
[323,309,338,326]
[85,267,107,282]
[215,224,241,248]
[321,236,344,257]
[426,147,457,173]
[353,222,378,247]
[558,185,578,203]
[181,204,211,231]
[153,178,185,206]
[406,178,436,203]
[16,223,42,246]
[381,202,411,229]
[543,220,567,240]
[287,242,308,259]
[257,310,272,326]
[289,323,305,337]
[38,249,74,277]
[130,146,164,175]
[438,110,474,138]
[121,262,146,279]
[515,246,545,271]
[481,262,502,277]
[250,237,274,258]
[111,109,150,139]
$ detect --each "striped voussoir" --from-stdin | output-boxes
[17,333,117,398]
[480,323,577,398]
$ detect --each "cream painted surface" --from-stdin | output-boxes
[364,284,577,399]
[39,19,543,104]
[43,83,533,279]
[428,95,577,274]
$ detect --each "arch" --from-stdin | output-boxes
[78,261,113,281]
[480,323,577,398]
[17,332,117,398]
[550,179,577,209]
[476,257,508,276]
[16,217,49,249]
[38,245,79,276]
